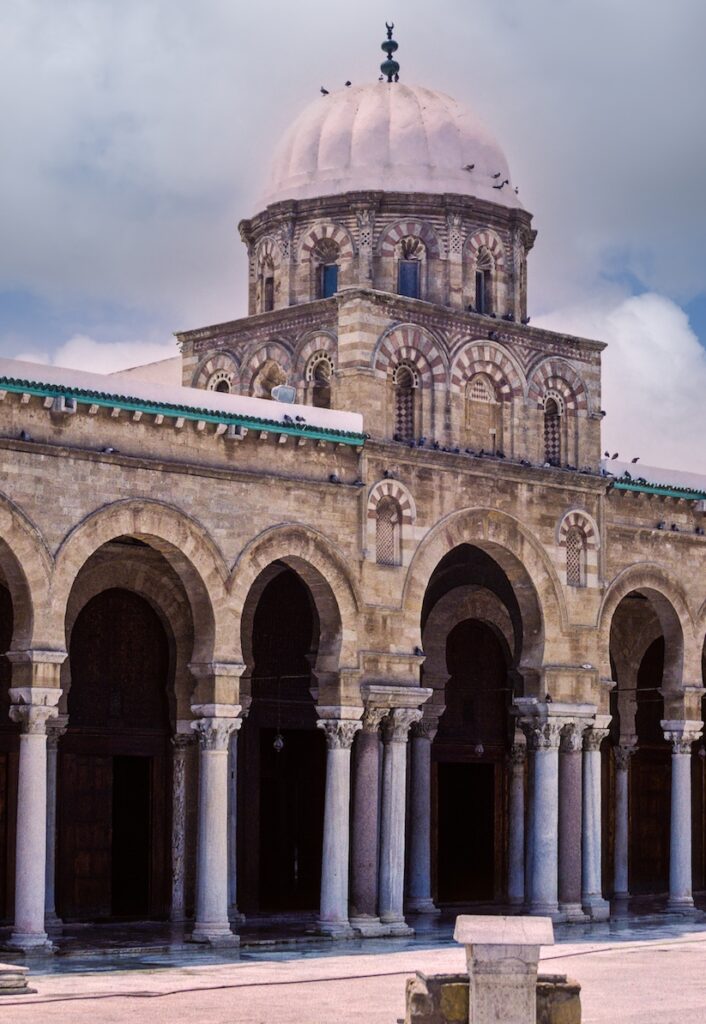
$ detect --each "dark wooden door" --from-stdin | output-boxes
[436,761,496,902]
[58,753,113,920]
[630,749,670,894]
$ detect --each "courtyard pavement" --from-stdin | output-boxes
[3,919,706,1022]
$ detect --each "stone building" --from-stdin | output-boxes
[0,39,705,951]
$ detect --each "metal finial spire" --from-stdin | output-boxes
[380,21,400,82]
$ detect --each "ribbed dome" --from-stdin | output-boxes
[259,82,521,210]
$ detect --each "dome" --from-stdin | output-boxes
[259,82,522,210]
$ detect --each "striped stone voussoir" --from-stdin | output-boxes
[240,341,294,393]
[450,342,523,397]
[558,510,599,548]
[373,326,446,385]
[378,219,441,258]
[366,479,416,523]
[464,228,506,268]
[528,358,589,411]
[299,222,355,261]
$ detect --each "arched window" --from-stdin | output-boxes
[396,237,425,299]
[376,497,401,566]
[565,526,587,587]
[475,246,494,315]
[544,396,562,466]
[260,257,275,312]
[207,370,234,394]
[313,239,340,299]
[394,364,417,441]
[311,357,331,409]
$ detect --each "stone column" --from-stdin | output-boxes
[317,716,361,936]
[558,723,585,921]
[227,696,250,925]
[379,707,421,935]
[406,717,440,915]
[612,743,636,902]
[507,738,526,907]
[44,715,68,932]
[523,720,561,917]
[170,731,193,924]
[581,722,611,921]
[190,709,241,945]
[350,706,387,935]
[662,721,701,912]
[9,685,61,951]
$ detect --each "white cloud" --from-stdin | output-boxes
[16,333,177,375]
[535,293,706,474]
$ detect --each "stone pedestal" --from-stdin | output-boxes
[454,915,555,1024]
[44,715,67,932]
[317,715,361,937]
[406,718,440,915]
[507,740,526,907]
[379,708,421,935]
[581,723,610,921]
[9,686,61,952]
[612,744,636,901]
[558,724,585,921]
[190,708,241,946]
[170,731,192,924]
[350,707,387,935]
[662,721,702,913]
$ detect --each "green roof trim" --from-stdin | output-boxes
[612,476,706,501]
[0,376,366,447]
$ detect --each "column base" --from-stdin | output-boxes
[229,908,246,926]
[406,898,441,915]
[379,916,415,936]
[666,896,696,915]
[7,931,54,954]
[317,919,354,938]
[559,902,589,923]
[528,903,563,922]
[350,914,388,937]
[189,924,239,947]
[582,895,611,921]
[44,911,64,934]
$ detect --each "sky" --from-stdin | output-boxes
[1,0,705,472]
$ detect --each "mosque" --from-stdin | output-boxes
[0,29,704,951]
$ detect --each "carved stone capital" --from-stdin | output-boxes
[46,714,69,749]
[662,719,702,754]
[411,718,438,742]
[521,720,563,751]
[361,706,388,734]
[560,722,585,754]
[583,727,610,752]
[191,716,241,752]
[9,687,61,735]
[172,733,195,753]
[317,718,362,750]
[613,744,637,770]
[383,707,422,744]
[508,743,527,767]
[665,734,697,756]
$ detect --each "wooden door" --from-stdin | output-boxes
[630,749,670,894]
[58,753,112,920]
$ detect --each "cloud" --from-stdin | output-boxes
[16,333,177,375]
[535,293,706,474]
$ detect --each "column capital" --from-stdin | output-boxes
[521,719,563,751]
[46,714,69,748]
[410,718,438,742]
[9,687,61,734]
[360,706,389,734]
[172,732,196,752]
[559,721,586,753]
[583,727,610,752]
[191,713,242,752]
[383,707,422,744]
[317,718,362,749]
[613,743,638,770]
[662,719,702,753]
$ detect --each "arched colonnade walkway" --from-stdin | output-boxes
[0,496,704,948]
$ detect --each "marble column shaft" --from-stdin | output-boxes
[317,718,361,935]
[379,708,421,933]
[507,742,526,906]
[191,714,241,945]
[663,723,700,911]
[582,726,610,920]
[406,718,439,914]
[9,690,60,950]
[558,724,584,919]
[612,744,636,898]
[524,720,561,916]
[350,708,386,928]
[171,733,192,923]
[44,716,68,929]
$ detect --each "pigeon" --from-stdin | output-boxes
[320,86,329,96]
